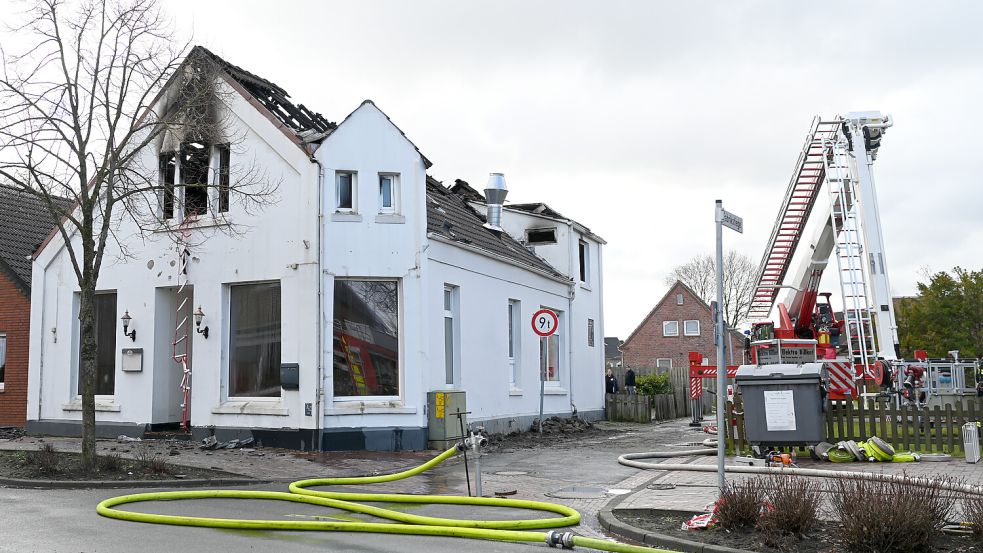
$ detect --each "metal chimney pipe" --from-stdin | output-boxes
[483,173,508,231]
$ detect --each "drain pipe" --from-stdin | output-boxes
[311,156,325,452]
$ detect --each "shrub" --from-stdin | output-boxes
[636,373,671,396]
[830,474,959,553]
[98,452,124,472]
[964,495,983,538]
[25,443,59,474]
[136,446,171,475]
[758,475,822,540]
[715,477,766,530]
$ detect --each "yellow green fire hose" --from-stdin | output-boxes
[97,445,674,552]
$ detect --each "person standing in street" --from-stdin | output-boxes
[605,368,619,394]
[624,366,637,395]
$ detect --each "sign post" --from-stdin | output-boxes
[715,200,742,492]
[532,308,559,435]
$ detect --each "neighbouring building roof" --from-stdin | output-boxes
[623,279,743,347]
[604,337,622,360]
[426,177,568,281]
[0,185,72,292]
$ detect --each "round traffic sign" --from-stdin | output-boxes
[531,308,559,337]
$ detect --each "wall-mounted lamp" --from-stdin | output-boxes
[194,306,209,339]
[121,310,136,342]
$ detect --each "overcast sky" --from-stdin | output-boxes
[12,1,982,338]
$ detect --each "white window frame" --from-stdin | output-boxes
[540,307,563,386]
[226,280,283,401]
[443,285,460,387]
[684,320,701,336]
[663,320,679,337]
[508,300,522,390]
[656,358,672,369]
[578,240,590,284]
[336,171,357,212]
[676,293,684,305]
[378,173,399,214]
[0,332,6,392]
[331,278,403,403]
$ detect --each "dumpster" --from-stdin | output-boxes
[736,363,825,446]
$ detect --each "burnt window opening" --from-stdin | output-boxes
[526,227,557,245]
[159,153,176,220]
[217,144,230,213]
[578,240,589,283]
[181,140,210,217]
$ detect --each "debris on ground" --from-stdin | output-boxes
[0,427,25,440]
[199,436,255,450]
[116,435,142,442]
[529,416,594,434]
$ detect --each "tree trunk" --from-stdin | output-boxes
[78,284,98,471]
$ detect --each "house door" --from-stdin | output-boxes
[152,286,193,425]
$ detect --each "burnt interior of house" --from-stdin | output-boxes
[181,140,210,216]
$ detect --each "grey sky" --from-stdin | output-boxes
[12,1,983,338]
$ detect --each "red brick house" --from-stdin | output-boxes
[0,186,70,426]
[622,280,745,374]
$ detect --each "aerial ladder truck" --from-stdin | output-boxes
[746,111,900,401]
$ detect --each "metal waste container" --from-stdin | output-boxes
[736,363,825,446]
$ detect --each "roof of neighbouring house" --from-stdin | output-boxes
[426,177,568,281]
[0,185,72,292]
[622,279,744,347]
[604,337,622,360]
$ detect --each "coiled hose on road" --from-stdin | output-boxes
[97,445,676,552]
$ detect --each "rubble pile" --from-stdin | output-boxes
[530,416,593,434]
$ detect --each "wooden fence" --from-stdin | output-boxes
[610,365,708,418]
[604,393,678,423]
[725,396,983,456]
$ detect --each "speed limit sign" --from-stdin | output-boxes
[531,308,559,337]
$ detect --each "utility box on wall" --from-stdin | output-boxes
[427,391,466,450]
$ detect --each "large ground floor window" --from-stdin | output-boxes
[333,279,399,397]
[229,282,281,397]
[78,293,117,396]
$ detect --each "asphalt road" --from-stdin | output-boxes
[0,483,550,553]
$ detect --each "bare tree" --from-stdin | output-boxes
[665,251,756,328]
[0,0,274,470]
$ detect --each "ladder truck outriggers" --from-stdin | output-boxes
[746,111,899,402]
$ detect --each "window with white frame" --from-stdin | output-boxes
[578,240,590,283]
[443,285,459,386]
[333,279,400,397]
[77,293,117,396]
[336,171,356,212]
[676,293,684,305]
[663,320,679,337]
[656,358,672,369]
[684,320,701,336]
[229,282,281,398]
[539,308,563,384]
[0,333,6,391]
[379,174,399,214]
[508,300,521,388]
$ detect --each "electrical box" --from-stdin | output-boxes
[280,363,300,390]
[427,390,466,450]
[121,348,143,372]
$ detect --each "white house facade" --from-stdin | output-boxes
[25,47,605,450]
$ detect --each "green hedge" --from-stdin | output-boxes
[637,373,671,396]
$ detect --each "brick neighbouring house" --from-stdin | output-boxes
[620,280,745,414]
[0,186,70,426]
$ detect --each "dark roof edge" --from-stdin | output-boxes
[327,100,432,168]
[428,233,573,285]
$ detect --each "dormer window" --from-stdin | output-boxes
[526,227,557,245]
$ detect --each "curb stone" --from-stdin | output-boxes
[596,475,753,553]
[0,476,264,490]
